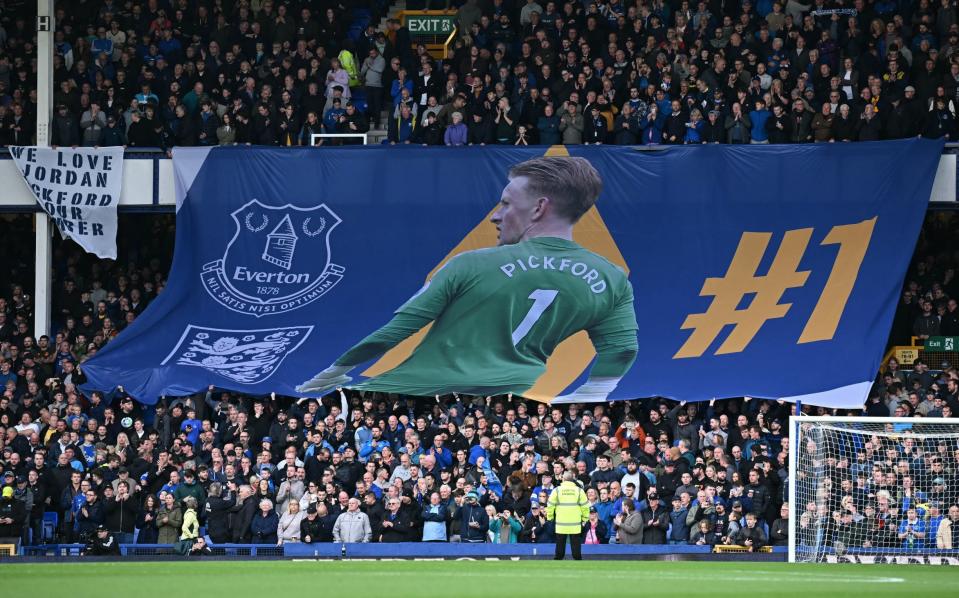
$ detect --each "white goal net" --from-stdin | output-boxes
[789,417,959,564]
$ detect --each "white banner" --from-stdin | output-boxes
[9,145,122,259]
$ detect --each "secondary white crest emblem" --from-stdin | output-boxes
[162,325,313,384]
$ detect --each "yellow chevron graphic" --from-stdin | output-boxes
[362,146,630,403]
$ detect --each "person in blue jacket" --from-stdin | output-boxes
[251,498,279,544]
[641,103,664,144]
[459,491,489,543]
[421,492,449,541]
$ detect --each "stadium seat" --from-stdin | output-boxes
[41,512,59,543]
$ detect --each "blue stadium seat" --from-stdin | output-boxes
[42,511,58,543]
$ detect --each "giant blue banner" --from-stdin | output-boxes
[81,141,943,407]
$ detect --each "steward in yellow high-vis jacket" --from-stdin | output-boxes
[546,471,590,560]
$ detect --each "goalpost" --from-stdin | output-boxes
[788,416,959,565]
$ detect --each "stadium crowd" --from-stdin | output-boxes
[0,211,957,554]
[3,0,959,147]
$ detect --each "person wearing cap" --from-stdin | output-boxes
[83,524,120,555]
[51,102,81,146]
[300,502,332,543]
[638,491,669,544]
[520,496,554,543]
[546,471,589,559]
[459,490,489,543]
[0,485,26,542]
[582,505,609,544]
[100,112,127,146]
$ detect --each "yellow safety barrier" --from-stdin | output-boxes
[712,545,773,553]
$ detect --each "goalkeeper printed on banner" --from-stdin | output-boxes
[298,156,638,400]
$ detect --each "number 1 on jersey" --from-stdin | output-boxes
[512,289,559,346]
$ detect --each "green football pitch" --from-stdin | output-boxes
[3,560,957,597]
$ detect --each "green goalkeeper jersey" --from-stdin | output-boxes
[349,236,637,396]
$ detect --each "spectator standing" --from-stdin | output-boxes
[231,485,257,543]
[614,498,643,544]
[278,501,304,545]
[460,491,489,543]
[180,496,200,543]
[216,114,237,145]
[749,100,771,144]
[937,505,958,549]
[537,104,562,145]
[100,115,126,146]
[489,507,522,544]
[333,497,372,543]
[582,507,609,544]
[730,512,768,551]
[640,493,669,544]
[790,99,815,143]
[832,105,858,141]
[422,492,448,542]
[156,493,182,544]
[444,112,468,146]
[684,110,705,144]
[560,103,584,144]
[104,481,136,544]
[493,98,516,144]
[361,48,385,128]
[0,486,26,543]
[811,104,835,142]
[725,102,752,144]
[701,110,724,143]
[668,497,691,544]
[80,103,107,147]
[379,497,416,542]
[690,520,718,546]
[584,106,609,144]
[135,494,160,544]
[51,104,80,146]
[204,483,235,544]
[251,499,279,544]
[613,104,640,145]
[662,100,687,145]
[388,104,416,144]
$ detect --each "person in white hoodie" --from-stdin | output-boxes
[277,500,304,545]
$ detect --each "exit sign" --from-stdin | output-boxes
[407,16,456,35]
[925,336,959,351]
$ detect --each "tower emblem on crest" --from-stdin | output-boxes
[262,214,299,270]
[201,199,345,317]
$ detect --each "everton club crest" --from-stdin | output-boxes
[201,200,345,316]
